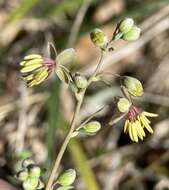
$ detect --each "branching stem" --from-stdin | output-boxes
[45,49,105,190]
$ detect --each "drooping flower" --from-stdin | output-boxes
[124,105,158,142]
[20,54,56,87]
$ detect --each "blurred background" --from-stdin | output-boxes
[0,0,169,189]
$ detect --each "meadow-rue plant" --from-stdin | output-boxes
[17,18,158,190]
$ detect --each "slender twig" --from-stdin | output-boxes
[76,105,107,131]
[45,48,105,190]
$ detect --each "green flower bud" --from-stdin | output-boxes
[23,177,39,190]
[117,98,131,113]
[123,76,143,97]
[82,121,101,133]
[122,26,141,41]
[22,158,35,168]
[74,73,88,89]
[57,169,76,187]
[17,169,29,182]
[119,18,134,34]
[37,180,45,189]
[29,165,41,178]
[90,28,108,47]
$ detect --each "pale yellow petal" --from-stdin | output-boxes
[24,54,42,60]
[131,122,138,142]
[124,120,129,133]
[142,111,158,117]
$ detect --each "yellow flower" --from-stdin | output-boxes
[124,105,158,142]
[19,54,56,87]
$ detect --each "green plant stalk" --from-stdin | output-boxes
[45,49,105,190]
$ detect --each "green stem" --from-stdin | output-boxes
[45,49,105,190]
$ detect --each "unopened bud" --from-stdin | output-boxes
[29,165,41,178]
[123,76,143,97]
[122,26,141,41]
[82,121,101,133]
[17,169,29,182]
[22,158,34,168]
[23,177,39,190]
[117,98,131,113]
[90,28,108,47]
[57,169,76,186]
[74,73,88,89]
[119,18,134,34]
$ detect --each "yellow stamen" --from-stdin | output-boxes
[140,113,151,124]
[19,61,26,66]
[24,54,42,60]
[131,122,138,142]
[135,120,145,137]
[23,74,34,81]
[21,59,43,73]
[34,68,48,84]
[124,119,129,133]
[142,111,158,117]
[140,115,153,133]
[27,80,37,87]
[134,121,144,140]
[129,122,134,141]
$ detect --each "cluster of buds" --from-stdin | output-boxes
[90,18,141,51]
[16,158,44,190]
[55,169,76,190]
[114,18,141,41]
[114,76,158,142]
